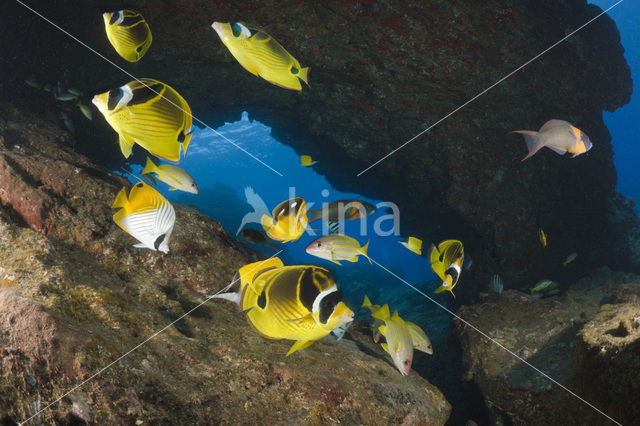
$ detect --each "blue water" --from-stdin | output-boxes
[123,112,450,323]
[590,0,640,204]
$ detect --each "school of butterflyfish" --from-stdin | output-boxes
[77,8,589,375]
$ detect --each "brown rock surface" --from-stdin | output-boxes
[0,104,450,424]
[452,268,640,425]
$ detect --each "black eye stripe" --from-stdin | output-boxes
[107,88,121,111]
[319,290,342,324]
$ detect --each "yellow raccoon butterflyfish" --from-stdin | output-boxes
[93,79,192,162]
[103,10,152,62]
[261,197,308,243]
[428,239,464,298]
[111,182,175,253]
[212,22,309,91]
[399,236,423,255]
[209,258,354,356]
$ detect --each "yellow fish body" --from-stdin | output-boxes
[93,78,193,162]
[212,22,309,91]
[261,197,308,243]
[538,228,547,247]
[142,157,198,194]
[103,10,152,62]
[399,236,423,255]
[111,182,176,253]
[372,305,414,376]
[428,239,464,298]
[300,155,318,167]
[211,258,354,356]
[305,233,371,265]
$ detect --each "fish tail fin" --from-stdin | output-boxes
[512,130,543,161]
[361,240,372,264]
[307,209,321,223]
[362,295,372,309]
[207,292,241,306]
[142,157,158,175]
[372,304,390,321]
[297,67,310,86]
[111,187,128,209]
[208,271,242,309]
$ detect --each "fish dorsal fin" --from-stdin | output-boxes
[372,304,390,321]
[539,119,569,132]
[286,340,314,356]
[362,295,372,309]
[391,310,401,322]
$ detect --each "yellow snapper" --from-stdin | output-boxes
[399,236,423,255]
[305,234,370,265]
[428,239,464,298]
[142,157,198,194]
[300,155,318,167]
[261,197,308,243]
[538,228,547,247]
[209,258,354,356]
[103,10,152,62]
[405,321,433,355]
[372,304,414,376]
[513,119,593,161]
[212,22,309,91]
[111,182,176,253]
[362,295,383,343]
[93,78,193,162]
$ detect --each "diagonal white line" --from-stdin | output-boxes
[366,255,622,426]
[14,0,284,177]
[19,251,283,425]
[357,0,625,176]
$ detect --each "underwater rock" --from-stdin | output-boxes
[0,104,450,424]
[452,267,640,424]
[2,0,634,293]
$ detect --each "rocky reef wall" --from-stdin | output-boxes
[2,0,634,296]
[452,268,640,424]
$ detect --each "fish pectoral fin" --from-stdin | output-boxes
[380,342,389,353]
[286,340,314,356]
[118,134,135,158]
[168,187,177,191]
[546,146,567,155]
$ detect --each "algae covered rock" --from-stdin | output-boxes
[452,268,640,424]
[0,104,450,424]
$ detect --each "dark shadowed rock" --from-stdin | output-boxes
[0,104,450,424]
[452,267,640,424]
